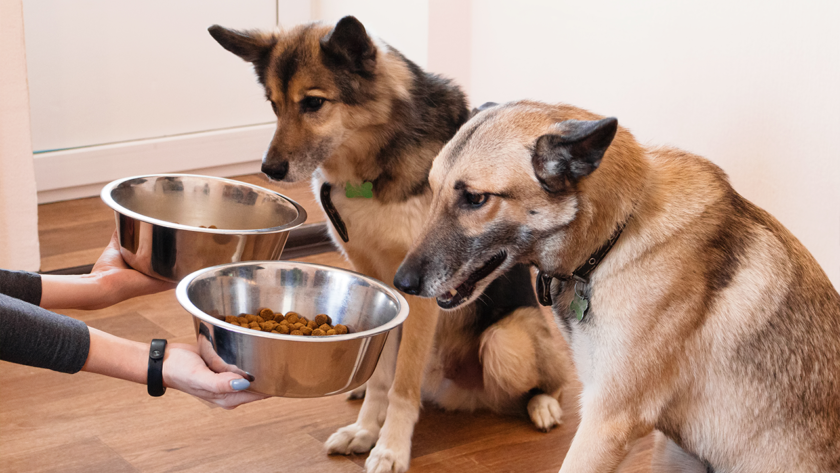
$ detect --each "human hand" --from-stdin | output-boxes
[88,230,176,307]
[40,230,176,310]
[162,342,267,409]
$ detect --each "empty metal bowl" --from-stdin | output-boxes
[176,261,409,397]
[101,174,306,282]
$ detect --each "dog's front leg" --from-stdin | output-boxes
[366,296,440,473]
[558,401,651,473]
[326,328,398,454]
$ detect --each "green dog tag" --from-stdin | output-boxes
[570,293,589,321]
[345,181,374,198]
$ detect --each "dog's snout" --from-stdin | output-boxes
[262,160,289,181]
[394,260,424,296]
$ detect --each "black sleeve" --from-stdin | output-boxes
[0,269,42,305]
[0,270,90,374]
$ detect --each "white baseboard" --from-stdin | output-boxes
[34,123,274,203]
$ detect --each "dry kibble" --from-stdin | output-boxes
[222,309,349,336]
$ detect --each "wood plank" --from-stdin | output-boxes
[0,436,140,473]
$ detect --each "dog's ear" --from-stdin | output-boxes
[469,102,498,119]
[208,25,274,63]
[320,16,377,75]
[532,117,618,193]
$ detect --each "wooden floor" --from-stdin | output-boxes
[0,175,656,472]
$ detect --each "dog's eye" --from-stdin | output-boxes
[301,96,325,113]
[464,192,488,208]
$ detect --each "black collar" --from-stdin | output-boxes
[536,217,630,306]
[320,182,349,242]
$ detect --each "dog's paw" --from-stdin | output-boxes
[346,385,366,400]
[365,444,410,473]
[326,423,379,455]
[527,393,563,432]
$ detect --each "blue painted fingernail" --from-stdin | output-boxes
[230,379,250,391]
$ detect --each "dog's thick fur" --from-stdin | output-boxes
[209,18,570,473]
[396,100,840,472]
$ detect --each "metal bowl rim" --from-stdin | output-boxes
[100,173,307,234]
[175,260,410,343]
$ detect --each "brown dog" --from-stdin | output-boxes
[209,19,570,473]
[395,100,840,472]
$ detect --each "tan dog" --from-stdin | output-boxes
[209,18,570,473]
[395,100,840,472]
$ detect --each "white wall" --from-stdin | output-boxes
[469,0,840,288]
[23,0,277,152]
[21,0,315,203]
[0,0,40,271]
[427,0,471,93]
[315,0,429,68]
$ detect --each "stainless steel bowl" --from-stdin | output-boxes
[101,174,306,282]
[176,261,409,397]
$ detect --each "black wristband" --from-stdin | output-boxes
[147,339,167,397]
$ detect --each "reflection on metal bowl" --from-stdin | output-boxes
[176,261,409,397]
[101,174,306,282]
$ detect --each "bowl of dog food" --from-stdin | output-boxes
[175,260,409,397]
[101,174,307,282]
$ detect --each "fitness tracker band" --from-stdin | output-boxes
[147,339,167,397]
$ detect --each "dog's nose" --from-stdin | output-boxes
[394,264,423,296]
[262,160,289,181]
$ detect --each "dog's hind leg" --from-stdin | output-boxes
[650,431,710,473]
[527,390,564,432]
[366,296,440,473]
[326,328,398,455]
[481,307,565,432]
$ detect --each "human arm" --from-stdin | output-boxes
[0,292,90,373]
[0,293,263,408]
[82,328,265,408]
[2,256,264,407]
[39,230,174,310]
